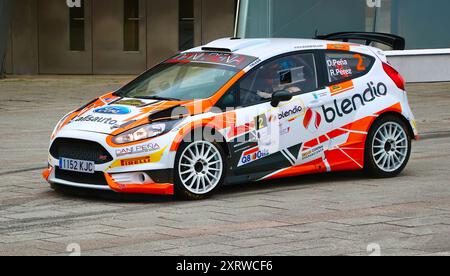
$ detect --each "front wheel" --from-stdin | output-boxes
[364,115,412,178]
[174,140,226,200]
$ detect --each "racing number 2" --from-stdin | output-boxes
[354,54,366,72]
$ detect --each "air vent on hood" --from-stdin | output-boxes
[148,105,190,122]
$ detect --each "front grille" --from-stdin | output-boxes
[50,138,113,164]
[55,167,108,186]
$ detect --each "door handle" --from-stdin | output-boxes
[307,100,324,109]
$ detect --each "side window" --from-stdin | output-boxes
[215,86,238,110]
[325,52,375,84]
[239,53,318,107]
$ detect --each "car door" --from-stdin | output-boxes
[223,52,330,175]
[270,52,333,168]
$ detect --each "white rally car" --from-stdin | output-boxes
[43,32,418,200]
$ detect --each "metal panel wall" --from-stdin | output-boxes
[4,28,12,74]
[92,0,147,74]
[146,0,179,67]
[10,0,38,74]
[38,0,93,74]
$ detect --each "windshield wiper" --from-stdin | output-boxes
[135,96,181,101]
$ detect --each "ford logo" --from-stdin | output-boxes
[94,106,131,115]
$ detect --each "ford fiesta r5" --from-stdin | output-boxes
[43,34,418,200]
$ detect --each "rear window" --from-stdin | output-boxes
[325,52,375,83]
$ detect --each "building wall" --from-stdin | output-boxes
[7,0,39,74]
[38,0,93,74]
[200,0,236,44]
[6,0,236,75]
[147,0,179,67]
[4,28,12,74]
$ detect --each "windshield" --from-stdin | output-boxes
[117,52,259,101]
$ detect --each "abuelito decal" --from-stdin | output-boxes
[109,146,167,168]
[115,99,147,107]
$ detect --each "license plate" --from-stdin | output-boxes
[59,158,95,174]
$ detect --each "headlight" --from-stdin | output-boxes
[112,121,177,144]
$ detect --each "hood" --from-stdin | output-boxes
[63,97,184,135]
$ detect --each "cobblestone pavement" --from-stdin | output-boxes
[0,77,449,256]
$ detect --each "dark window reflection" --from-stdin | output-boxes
[124,0,140,51]
[179,0,194,51]
[69,0,85,51]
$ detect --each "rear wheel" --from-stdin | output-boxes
[364,115,411,178]
[174,140,226,200]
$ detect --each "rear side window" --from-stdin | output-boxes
[325,52,375,84]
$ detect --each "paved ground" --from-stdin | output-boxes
[0,76,449,256]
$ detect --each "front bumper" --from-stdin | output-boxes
[43,167,174,195]
[44,128,178,195]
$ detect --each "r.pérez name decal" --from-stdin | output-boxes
[327,58,352,78]
[322,82,387,123]
[73,115,118,125]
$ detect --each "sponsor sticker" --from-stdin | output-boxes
[116,143,161,157]
[322,82,387,123]
[278,105,305,122]
[302,145,325,160]
[167,52,259,70]
[94,106,131,115]
[109,146,167,169]
[120,156,152,167]
[115,99,147,107]
[239,147,270,166]
[72,115,118,125]
[280,126,291,136]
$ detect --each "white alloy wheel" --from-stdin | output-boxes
[372,122,408,173]
[178,141,224,195]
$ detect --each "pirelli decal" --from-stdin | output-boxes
[109,146,167,169]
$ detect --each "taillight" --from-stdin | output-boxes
[383,62,405,91]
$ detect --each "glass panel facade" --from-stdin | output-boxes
[69,0,85,51]
[124,0,140,52]
[237,0,450,50]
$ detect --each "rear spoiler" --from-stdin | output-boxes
[316,32,406,50]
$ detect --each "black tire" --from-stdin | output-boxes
[364,114,412,178]
[174,140,227,200]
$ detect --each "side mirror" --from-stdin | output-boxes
[271,90,293,107]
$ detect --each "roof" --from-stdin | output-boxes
[185,37,379,62]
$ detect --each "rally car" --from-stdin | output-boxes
[43,32,418,200]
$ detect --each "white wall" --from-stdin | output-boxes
[386,49,450,83]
